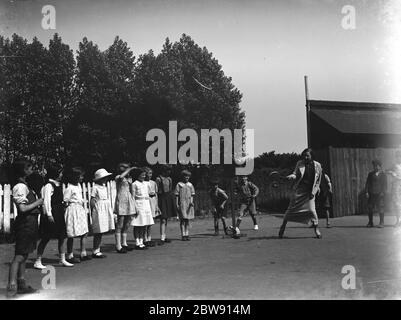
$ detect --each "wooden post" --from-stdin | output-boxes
[304,75,311,148]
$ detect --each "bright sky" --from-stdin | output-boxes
[1,0,400,156]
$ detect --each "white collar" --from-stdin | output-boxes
[49,179,61,186]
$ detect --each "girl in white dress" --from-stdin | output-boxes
[90,169,115,258]
[144,167,160,247]
[131,168,154,249]
[64,167,91,263]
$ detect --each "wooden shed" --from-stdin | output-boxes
[306,98,401,217]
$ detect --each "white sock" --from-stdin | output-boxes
[161,234,166,241]
[136,238,140,246]
[93,248,100,254]
[68,252,74,259]
[60,253,66,262]
[35,256,42,263]
[80,250,87,257]
[121,233,128,247]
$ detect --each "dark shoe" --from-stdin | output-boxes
[157,240,165,246]
[377,223,384,228]
[135,245,147,250]
[185,236,191,241]
[67,257,81,264]
[181,236,186,241]
[6,284,18,298]
[92,253,107,259]
[116,247,127,254]
[214,230,219,236]
[326,223,332,228]
[367,223,374,228]
[163,238,171,243]
[122,245,134,251]
[315,229,322,239]
[80,255,92,261]
[145,241,155,247]
[17,279,38,294]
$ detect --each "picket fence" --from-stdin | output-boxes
[0,181,117,234]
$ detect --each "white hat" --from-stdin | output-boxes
[93,168,113,181]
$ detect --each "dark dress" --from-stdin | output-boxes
[156,176,176,219]
[39,182,67,240]
[13,185,41,255]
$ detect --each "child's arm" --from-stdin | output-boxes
[116,167,137,180]
[13,184,44,213]
[220,189,228,208]
[42,183,55,222]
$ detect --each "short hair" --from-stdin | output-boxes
[45,164,63,180]
[301,148,313,158]
[66,167,85,184]
[181,169,191,177]
[209,178,220,185]
[12,159,33,180]
[372,159,382,166]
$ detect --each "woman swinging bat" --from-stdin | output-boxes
[276,148,323,239]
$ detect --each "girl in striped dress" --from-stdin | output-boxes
[64,167,91,263]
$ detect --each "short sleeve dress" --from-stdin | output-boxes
[114,176,136,216]
[12,183,41,255]
[64,183,89,238]
[175,182,195,220]
[91,183,115,234]
[131,180,154,227]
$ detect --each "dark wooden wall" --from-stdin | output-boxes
[329,147,398,217]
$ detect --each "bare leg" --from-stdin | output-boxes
[214,218,219,235]
[325,209,331,227]
[67,238,74,257]
[8,255,24,286]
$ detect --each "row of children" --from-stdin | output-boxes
[6,159,260,298]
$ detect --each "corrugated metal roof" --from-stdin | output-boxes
[309,100,401,135]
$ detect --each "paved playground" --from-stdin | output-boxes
[1,213,400,300]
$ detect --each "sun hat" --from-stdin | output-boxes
[93,168,113,181]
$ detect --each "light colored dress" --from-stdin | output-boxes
[91,183,115,234]
[284,160,322,225]
[64,183,89,238]
[131,180,154,227]
[114,176,136,216]
[147,180,160,218]
[175,182,195,220]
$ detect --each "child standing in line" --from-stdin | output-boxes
[64,167,91,263]
[34,165,73,269]
[90,168,115,258]
[156,165,176,244]
[209,178,229,236]
[7,160,44,298]
[131,168,154,250]
[114,163,136,253]
[144,167,159,247]
[175,170,195,241]
[365,160,387,228]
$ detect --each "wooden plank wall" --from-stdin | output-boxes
[329,147,399,217]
